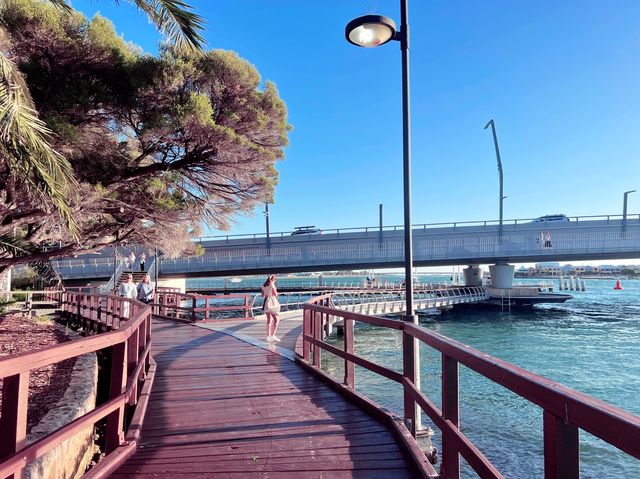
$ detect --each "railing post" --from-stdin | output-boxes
[127,327,140,405]
[0,372,29,479]
[191,296,197,322]
[441,355,460,479]
[302,308,311,361]
[343,318,355,388]
[105,341,127,453]
[313,310,322,368]
[543,410,579,479]
[402,329,417,437]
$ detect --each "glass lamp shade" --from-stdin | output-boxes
[345,15,397,48]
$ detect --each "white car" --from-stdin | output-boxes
[532,214,570,223]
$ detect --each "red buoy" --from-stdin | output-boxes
[614,279,623,290]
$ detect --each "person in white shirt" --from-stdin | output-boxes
[118,273,137,318]
[261,274,281,342]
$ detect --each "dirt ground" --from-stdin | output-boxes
[0,313,76,432]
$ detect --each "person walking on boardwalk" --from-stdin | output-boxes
[119,273,137,318]
[137,274,154,304]
[261,274,281,342]
[139,252,146,272]
[127,251,136,271]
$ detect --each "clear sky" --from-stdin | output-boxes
[73,0,640,240]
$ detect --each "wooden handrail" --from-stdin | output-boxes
[0,292,153,479]
[300,295,640,479]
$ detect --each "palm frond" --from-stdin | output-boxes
[47,0,73,12]
[130,0,206,50]
[0,52,78,237]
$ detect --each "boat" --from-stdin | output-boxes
[229,277,242,283]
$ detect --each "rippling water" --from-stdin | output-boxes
[321,278,640,478]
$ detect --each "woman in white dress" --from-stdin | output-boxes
[261,274,281,342]
[118,273,137,318]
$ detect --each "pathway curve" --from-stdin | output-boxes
[113,317,418,478]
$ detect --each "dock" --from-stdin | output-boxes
[112,316,422,477]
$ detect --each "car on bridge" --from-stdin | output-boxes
[532,214,570,223]
[291,226,322,235]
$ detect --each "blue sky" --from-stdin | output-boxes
[74,0,640,238]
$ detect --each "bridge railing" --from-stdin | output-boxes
[0,292,154,478]
[299,295,640,479]
[159,227,640,274]
[195,213,640,242]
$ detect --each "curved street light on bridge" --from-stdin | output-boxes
[346,0,422,437]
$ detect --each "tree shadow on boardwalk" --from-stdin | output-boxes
[113,318,417,477]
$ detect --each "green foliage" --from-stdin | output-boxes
[0,0,290,264]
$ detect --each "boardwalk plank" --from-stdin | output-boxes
[114,319,418,477]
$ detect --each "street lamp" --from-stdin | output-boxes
[263,203,270,248]
[623,190,636,233]
[346,0,420,434]
[484,119,505,239]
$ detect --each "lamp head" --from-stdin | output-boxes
[345,15,397,48]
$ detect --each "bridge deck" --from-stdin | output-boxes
[113,318,418,478]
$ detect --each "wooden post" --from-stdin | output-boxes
[105,341,127,453]
[441,355,460,479]
[402,330,417,437]
[302,308,311,361]
[312,311,322,368]
[191,296,197,322]
[343,318,355,389]
[543,410,579,479]
[244,296,249,319]
[127,329,140,405]
[0,372,29,479]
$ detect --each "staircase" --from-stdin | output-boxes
[114,271,148,291]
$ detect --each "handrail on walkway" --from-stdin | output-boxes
[299,294,640,479]
[0,291,154,479]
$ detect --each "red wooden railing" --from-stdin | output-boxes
[153,291,250,321]
[0,292,154,479]
[300,294,640,479]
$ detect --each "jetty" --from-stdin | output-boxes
[1,290,639,478]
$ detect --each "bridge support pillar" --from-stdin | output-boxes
[489,263,515,289]
[463,265,482,286]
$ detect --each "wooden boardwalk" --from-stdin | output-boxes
[113,318,419,478]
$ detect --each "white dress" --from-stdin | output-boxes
[261,284,281,314]
[119,282,137,318]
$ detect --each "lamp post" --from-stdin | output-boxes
[264,203,271,252]
[484,119,505,239]
[623,190,636,233]
[346,0,420,435]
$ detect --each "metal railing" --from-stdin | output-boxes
[0,292,154,478]
[299,295,640,478]
[195,213,640,242]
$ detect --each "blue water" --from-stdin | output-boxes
[321,278,640,478]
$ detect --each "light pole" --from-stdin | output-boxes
[346,0,420,434]
[623,190,636,233]
[484,119,505,238]
[264,203,271,254]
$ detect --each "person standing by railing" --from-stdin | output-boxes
[261,274,281,342]
[119,273,137,318]
[136,274,154,304]
[127,251,136,271]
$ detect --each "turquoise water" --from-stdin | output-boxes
[321,278,640,478]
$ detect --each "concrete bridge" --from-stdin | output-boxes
[52,214,640,290]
